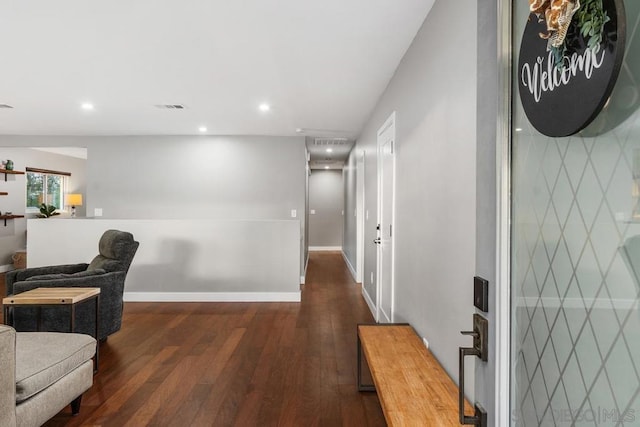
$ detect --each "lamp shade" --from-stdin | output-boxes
[65,193,83,206]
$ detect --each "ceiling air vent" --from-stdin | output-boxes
[0,104,14,109]
[313,138,349,146]
[155,104,186,109]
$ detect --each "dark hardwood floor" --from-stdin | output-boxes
[39,252,385,426]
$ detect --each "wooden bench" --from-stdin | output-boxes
[357,323,475,426]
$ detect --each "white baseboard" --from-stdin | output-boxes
[0,264,14,273]
[301,254,309,285]
[362,285,376,318]
[309,246,342,251]
[123,291,302,303]
[379,307,391,323]
[341,251,357,282]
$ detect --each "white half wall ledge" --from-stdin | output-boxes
[309,246,342,251]
[27,218,301,298]
[124,292,302,303]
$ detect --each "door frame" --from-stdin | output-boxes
[376,111,396,323]
[496,0,512,425]
[356,150,365,283]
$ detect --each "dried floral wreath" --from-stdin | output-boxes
[528,0,610,65]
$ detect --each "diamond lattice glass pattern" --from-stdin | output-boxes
[511,1,640,425]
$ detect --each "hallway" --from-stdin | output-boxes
[44,251,386,426]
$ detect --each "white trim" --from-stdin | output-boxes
[356,150,366,283]
[361,284,376,318]
[123,292,302,303]
[342,250,358,282]
[496,0,512,425]
[0,264,14,273]
[309,246,342,251]
[376,111,396,323]
[301,250,309,284]
[378,307,391,324]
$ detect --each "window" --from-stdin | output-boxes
[26,168,70,211]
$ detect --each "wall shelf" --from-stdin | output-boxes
[0,215,25,226]
[0,169,25,181]
[1,168,25,224]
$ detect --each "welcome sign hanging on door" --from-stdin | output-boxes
[518,0,626,137]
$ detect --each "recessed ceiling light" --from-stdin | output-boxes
[259,103,270,112]
[324,166,330,170]
[198,126,207,133]
[81,103,94,111]
[326,148,333,153]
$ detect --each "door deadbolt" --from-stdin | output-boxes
[460,313,488,361]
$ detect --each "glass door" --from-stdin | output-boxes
[511,1,640,425]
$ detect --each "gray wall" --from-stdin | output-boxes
[0,135,307,277]
[308,169,343,248]
[85,136,305,220]
[304,158,310,274]
[0,148,86,267]
[344,0,478,397]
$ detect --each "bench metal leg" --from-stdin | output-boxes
[94,295,99,373]
[357,332,376,392]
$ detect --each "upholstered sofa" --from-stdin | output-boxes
[6,229,139,341]
[0,325,96,427]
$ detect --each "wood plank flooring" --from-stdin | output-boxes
[38,251,386,426]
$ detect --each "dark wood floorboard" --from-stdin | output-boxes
[39,251,386,426]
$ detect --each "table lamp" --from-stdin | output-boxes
[65,193,83,218]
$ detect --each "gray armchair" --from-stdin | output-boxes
[5,229,139,341]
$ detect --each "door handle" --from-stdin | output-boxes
[458,314,488,426]
[459,347,486,426]
[373,238,381,244]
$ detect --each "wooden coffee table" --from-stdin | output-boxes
[3,287,100,371]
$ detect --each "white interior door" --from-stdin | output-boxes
[376,112,395,323]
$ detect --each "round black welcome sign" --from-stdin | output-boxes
[518,0,626,137]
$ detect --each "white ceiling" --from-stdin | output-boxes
[0,1,433,140]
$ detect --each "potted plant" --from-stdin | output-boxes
[37,204,60,218]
